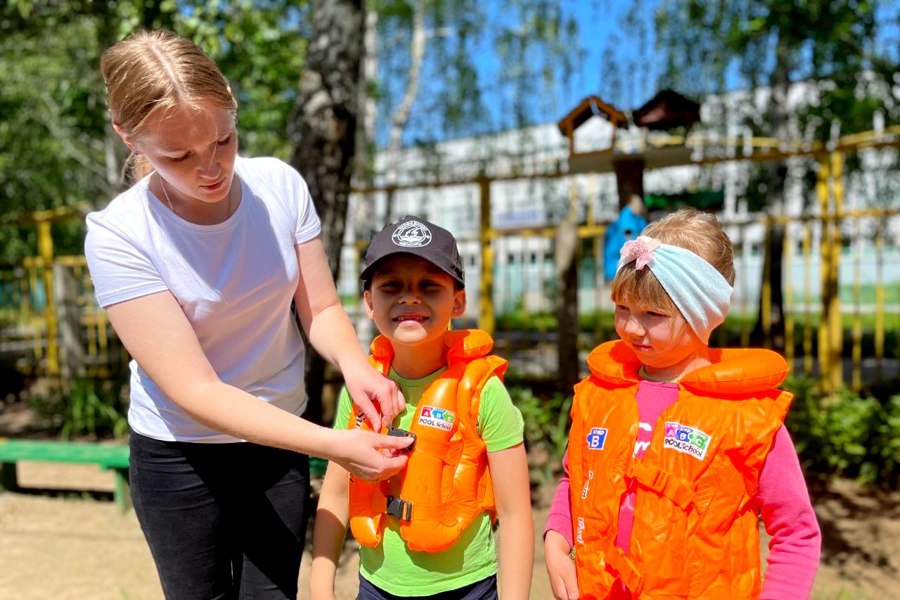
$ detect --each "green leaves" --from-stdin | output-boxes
[0,1,308,259]
[509,386,572,484]
[785,375,900,488]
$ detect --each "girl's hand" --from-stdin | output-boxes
[342,360,405,431]
[545,530,579,600]
[331,428,413,481]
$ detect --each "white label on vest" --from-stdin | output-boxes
[581,470,593,500]
[663,421,712,461]
[418,405,454,431]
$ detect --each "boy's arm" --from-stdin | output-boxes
[757,426,822,600]
[310,461,351,600]
[311,389,355,600]
[478,377,532,599]
[488,442,534,600]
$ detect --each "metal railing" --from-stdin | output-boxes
[3,138,898,391]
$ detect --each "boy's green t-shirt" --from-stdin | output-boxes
[334,366,524,596]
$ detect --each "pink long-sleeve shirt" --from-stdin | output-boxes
[544,380,821,599]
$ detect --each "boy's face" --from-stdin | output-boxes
[364,255,465,348]
[614,299,707,380]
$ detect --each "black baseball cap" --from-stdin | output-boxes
[360,215,465,288]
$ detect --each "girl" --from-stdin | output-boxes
[86,29,412,600]
[544,209,821,600]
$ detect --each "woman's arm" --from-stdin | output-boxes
[310,461,352,600]
[105,290,410,480]
[757,426,822,600]
[488,442,533,600]
[293,237,404,430]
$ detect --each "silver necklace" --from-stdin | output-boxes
[157,173,177,215]
[157,173,236,221]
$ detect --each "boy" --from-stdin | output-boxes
[311,216,533,600]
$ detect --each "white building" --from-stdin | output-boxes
[342,85,900,324]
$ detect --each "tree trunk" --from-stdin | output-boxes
[555,219,580,393]
[613,156,645,211]
[288,0,364,425]
[751,35,791,350]
[383,0,426,225]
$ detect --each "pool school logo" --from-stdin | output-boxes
[586,427,608,450]
[418,405,454,431]
[663,421,711,461]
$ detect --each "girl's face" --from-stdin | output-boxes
[124,102,238,210]
[614,300,709,381]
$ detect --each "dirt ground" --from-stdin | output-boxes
[1,463,898,599]
[1,395,898,599]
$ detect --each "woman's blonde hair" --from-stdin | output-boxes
[611,208,736,311]
[101,30,237,181]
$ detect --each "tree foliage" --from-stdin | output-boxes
[372,0,582,147]
[650,0,898,346]
[0,1,306,259]
[653,0,898,140]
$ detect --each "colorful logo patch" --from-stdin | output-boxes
[586,427,608,450]
[663,421,711,461]
[417,405,454,431]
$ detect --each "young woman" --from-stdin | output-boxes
[86,29,412,599]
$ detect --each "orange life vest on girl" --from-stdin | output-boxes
[347,329,506,553]
[568,340,792,600]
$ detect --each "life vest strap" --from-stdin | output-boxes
[386,495,413,521]
[396,499,481,526]
[387,426,417,452]
[598,538,644,595]
[629,462,696,512]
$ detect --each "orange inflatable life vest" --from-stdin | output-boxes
[348,329,507,553]
[568,340,792,600]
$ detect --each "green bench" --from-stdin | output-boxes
[0,438,131,513]
[0,439,328,514]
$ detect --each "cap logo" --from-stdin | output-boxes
[392,221,432,248]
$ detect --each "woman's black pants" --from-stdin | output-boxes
[129,430,311,600]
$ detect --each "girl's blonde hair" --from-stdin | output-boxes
[611,208,736,311]
[101,30,237,181]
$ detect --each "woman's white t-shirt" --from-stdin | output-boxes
[84,156,321,442]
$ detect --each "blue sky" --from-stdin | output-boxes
[385,0,899,146]
[550,0,898,121]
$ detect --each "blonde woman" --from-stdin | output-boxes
[86,29,412,599]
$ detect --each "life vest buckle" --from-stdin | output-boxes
[386,495,413,521]
[387,426,417,452]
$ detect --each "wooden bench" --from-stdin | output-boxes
[0,438,131,513]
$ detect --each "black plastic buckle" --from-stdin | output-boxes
[387,426,417,452]
[386,495,413,521]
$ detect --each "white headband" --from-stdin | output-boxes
[618,236,733,343]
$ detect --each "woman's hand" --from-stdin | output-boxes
[545,530,579,600]
[341,360,406,431]
[293,237,405,431]
[330,428,413,481]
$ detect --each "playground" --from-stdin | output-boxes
[0,397,898,600]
